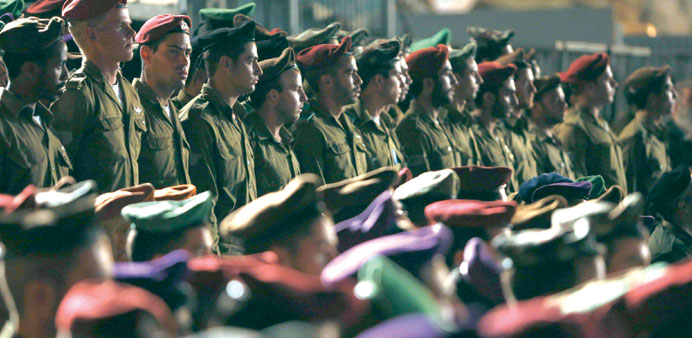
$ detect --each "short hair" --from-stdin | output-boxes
[248,76,283,109]
[128,228,192,262]
[2,39,62,79]
[625,76,670,110]
[359,60,398,89]
[474,83,500,108]
[204,42,248,77]
[302,67,334,95]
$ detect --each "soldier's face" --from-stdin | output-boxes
[606,238,650,275]
[277,68,308,124]
[93,8,136,63]
[38,40,69,102]
[515,67,537,111]
[491,78,518,120]
[454,57,481,103]
[146,33,192,93]
[651,75,677,119]
[539,86,567,125]
[291,216,338,276]
[383,61,404,105]
[431,60,457,108]
[331,55,362,106]
[588,65,617,106]
[227,42,262,95]
[398,57,412,102]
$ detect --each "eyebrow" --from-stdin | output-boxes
[167,45,191,51]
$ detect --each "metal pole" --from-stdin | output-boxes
[386,0,396,37]
[289,0,300,35]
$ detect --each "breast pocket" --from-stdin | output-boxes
[218,141,247,187]
[431,143,455,169]
[145,134,173,150]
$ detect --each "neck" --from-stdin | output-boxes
[637,109,657,126]
[141,72,175,107]
[474,108,496,131]
[86,56,120,85]
[530,114,554,136]
[416,97,440,120]
[6,81,38,105]
[453,99,467,113]
[209,77,239,108]
[257,107,283,139]
[577,99,601,119]
[361,94,387,118]
[317,92,345,118]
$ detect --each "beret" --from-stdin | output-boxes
[256,47,296,87]
[551,199,614,233]
[510,195,569,231]
[648,166,691,209]
[287,22,341,53]
[424,199,517,228]
[453,165,513,196]
[400,33,413,51]
[355,38,401,71]
[534,74,562,98]
[409,28,451,52]
[135,14,190,45]
[405,44,449,81]
[478,61,517,88]
[94,183,155,221]
[459,237,504,304]
[334,190,402,253]
[448,41,477,71]
[154,184,196,201]
[0,0,23,19]
[256,33,289,61]
[560,52,610,84]
[62,0,126,20]
[594,185,625,203]
[531,181,592,203]
[121,191,212,233]
[398,167,413,185]
[593,193,646,241]
[393,169,459,203]
[518,173,572,203]
[54,279,173,333]
[196,20,256,52]
[0,16,64,54]
[296,35,351,72]
[321,224,452,288]
[336,27,369,47]
[467,26,514,50]
[0,184,37,214]
[624,66,671,98]
[25,0,62,18]
[356,313,445,338]
[220,174,323,253]
[576,175,606,200]
[199,3,256,22]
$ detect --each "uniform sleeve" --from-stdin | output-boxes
[50,86,92,161]
[555,123,589,178]
[183,116,221,227]
[619,129,645,194]
[396,119,431,177]
[293,122,328,185]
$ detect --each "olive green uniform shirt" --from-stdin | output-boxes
[244,112,301,197]
[0,89,71,194]
[133,79,191,188]
[500,117,540,186]
[395,103,463,177]
[443,106,479,166]
[648,219,692,264]
[51,61,146,192]
[618,114,671,195]
[555,105,628,193]
[292,103,368,185]
[468,116,518,192]
[527,120,576,179]
[345,99,406,171]
[181,84,257,251]
[171,89,195,111]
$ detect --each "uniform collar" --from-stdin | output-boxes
[176,89,194,107]
[81,60,123,85]
[0,88,52,122]
[200,84,239,119]
[351,98,384,130]
[132,78,160,105]
[247,112,293,144]
[527,119,550,141]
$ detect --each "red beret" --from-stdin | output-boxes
[62,0,127,20]
[560,52,610,84]
[424,199,517,227]
[296,36,352,72]
[405,44,449,81]
[26,0,65,17]
[0,185,37,214]
[135,14,190,45]
[452,165,513,192]
[478,61,517,88]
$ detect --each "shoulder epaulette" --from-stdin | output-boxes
[64,74,87,90]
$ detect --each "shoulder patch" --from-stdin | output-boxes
[64,76,87,90]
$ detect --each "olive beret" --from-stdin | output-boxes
[0,16,64,54]
[196,20,255,52]
[121,191,212,233]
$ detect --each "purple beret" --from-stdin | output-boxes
[321,224,452,288]
[114,249,190,281]
[531,181,592,202]
[460,238,504,304]
[356,313,446,338]
[335,190,401,253]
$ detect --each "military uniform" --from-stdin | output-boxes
[0,89,72,194]
[345,99,406,171]
[181,84,257,248]
[293,103,368,185]
[500,117,539,186]
[648,219,692,264]
[244,112,301,197]
[171,90,195,111]
[395,104,462,177]
[443,106,479,166]
[527,120,576,179]
[133,79,191,188]
[555,105,627,193]
[468,117,518,191]
[618,114,671,195]
[51,61,147,192]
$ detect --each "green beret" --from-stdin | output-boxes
[199,3,256,22]
[448,41,477,72]
[624,66,671,99]
[534,74,561,98]
[576,175,605,200]
[256,47,297,86]
[287,22,341,53]
[337,27,369,47]
[0,0,23,19]
[0,16,64,54]
[410,28,451,53]
[355,38,401,71]
[121,191,212,233]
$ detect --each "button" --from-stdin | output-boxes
[447,146,452,152]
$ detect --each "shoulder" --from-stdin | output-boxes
[618,119,645,143]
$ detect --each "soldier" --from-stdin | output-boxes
[647,166,692,263]
[123,191,213,261]
[0,17,72,194]
[220,175,338,275]
[171,38,206,110]
[0,181,114,338]
[292,36,369,184]
[528,74,576,178]
[51,0,145,193]
[467,26,514,62]
[468,62,518,191]
[554,52,627,193]
[618,66,675,195]
[395,45,462,176]
[445,41,482,165]
[179,21,260,243]
[133,14,192,189]
[245,47,305,196]
[344,39,407,171]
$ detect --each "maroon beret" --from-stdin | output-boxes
[135,14,190,45]
[452,165,513,192]
[62,0,127,20]
[560,52,610,84]
[296,36,351,72]
[26,0,65,18]
[405,44,449,81]
[424,199,517,227]
[478,61,517,88]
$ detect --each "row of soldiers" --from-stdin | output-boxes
[1,0,692,337]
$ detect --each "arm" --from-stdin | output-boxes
[50,84,92,161]
[396,119,431,177]
[293,122,328,185]
[555,123,589,178]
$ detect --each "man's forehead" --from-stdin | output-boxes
[160,32,192,49]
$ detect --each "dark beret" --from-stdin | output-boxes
[197,20,255,52]
[467,26,514,49]
[355,38,401,71]
[593,193,646,242]
[452,165,512,197]
[256,47,296,87]
[518,173,572,203]
[0,0,23,19]
[287,22,341,53]
[405,44,449,81]
[534,74,562,98]
[648,166,691,209]
[296,35,351,72]
[62,0,126,20]
[531,181,593,202]
[336,27,369,47]
[449,41,477,71]
[478,61,517,88]
[624,66,671,98]
[401,33,412,51]
[511,195,569,230]
[135,14,190,45]
[594,185,625,203]
[424,199,517,228]
[0,16,64,54]
[25,0,62,18]
[560,52,610,84]
[256,33,289,61]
